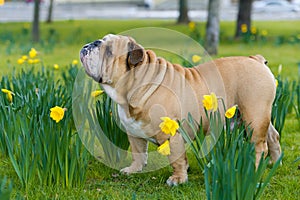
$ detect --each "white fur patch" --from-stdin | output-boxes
[101,84,118,103]
[102,85,157,143]
[101,84,146,138]
[117,106,149,139]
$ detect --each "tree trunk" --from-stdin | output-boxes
[177,0,190,24]
[32,0,40,43]
[235,0,253,38]
[205,0,220,55]
[46,0,54,23]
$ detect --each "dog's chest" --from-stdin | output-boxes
[118,106,149,139]
[102,85,156,142]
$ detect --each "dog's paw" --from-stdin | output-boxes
[166,174,188,186]
[120,165,143,175]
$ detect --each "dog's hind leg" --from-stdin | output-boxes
[120,135,148,174]
[267,123,282,164]
[240,105,270,168]
[252,120,269,168]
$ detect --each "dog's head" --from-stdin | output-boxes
[80,34,145,85]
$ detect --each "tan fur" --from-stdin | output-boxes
[80,35,282,186]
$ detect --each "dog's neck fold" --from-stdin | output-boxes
[104,50,168,108]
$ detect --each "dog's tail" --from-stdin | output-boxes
[250,54,277,90]
[249,54,268,65]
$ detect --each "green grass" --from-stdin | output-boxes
[0,19,299,199]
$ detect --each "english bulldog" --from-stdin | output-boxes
[80,34,281,186]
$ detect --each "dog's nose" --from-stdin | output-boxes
[92,40,102,47]
[80,48,88,57]
[80,40,102,62]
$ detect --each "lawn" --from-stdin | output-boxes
[0,20,299,199]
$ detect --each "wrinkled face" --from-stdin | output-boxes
[80,34,144,85]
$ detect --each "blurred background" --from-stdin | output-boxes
[1,0,300,22]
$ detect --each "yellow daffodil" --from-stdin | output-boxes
[33,59,40,64]
[261,30,268,36]
[7,92,13,103]
[91,90,104,97]
[53,64,59,70]
[251,27,257,35]
[29,48,38,58]
[225,105,237,119]
[192,55,201,63]
[1,89,11,94]
[157,140,170,156]
[159,117,179,136]
[17,58,25,65]
[23,23,30,29]
[50,106,66,123]
[188,21,196,30]
[0,0,4,6]
[241,24,248,33]
[202,92,218,111]
[21,55,28,60]
[72,59,79,65]
[1,89,14,103]
[275,79,278,88]
[28,59,34,64]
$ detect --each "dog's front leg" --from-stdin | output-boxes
[166,133,189,186]
[120,135,148,174]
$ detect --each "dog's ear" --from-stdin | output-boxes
[127,42,144,68]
